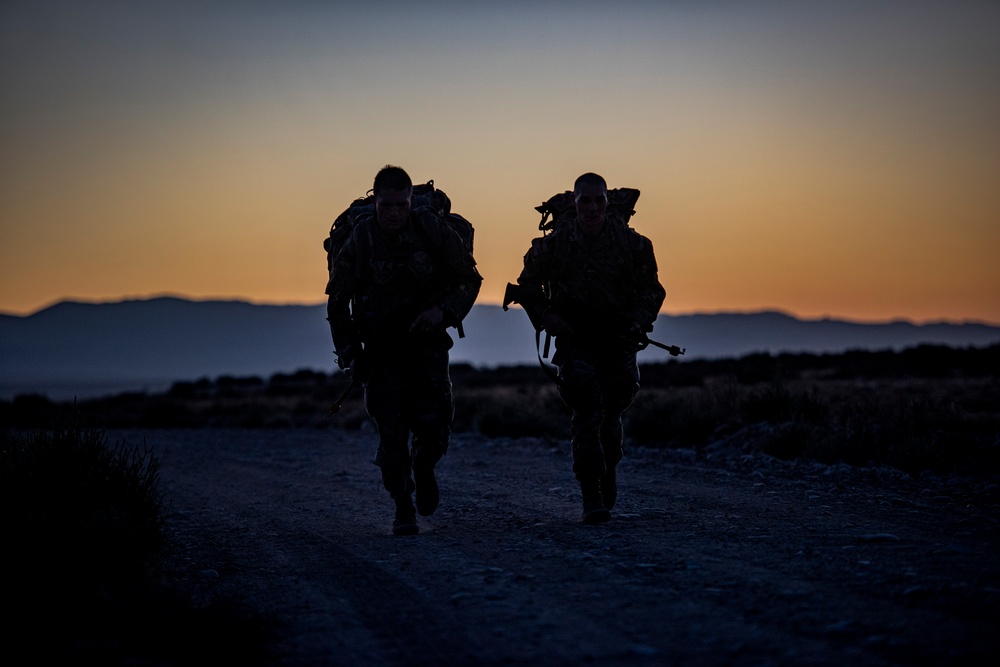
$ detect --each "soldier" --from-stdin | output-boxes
[326,165,482,535]
[515,172,666,524]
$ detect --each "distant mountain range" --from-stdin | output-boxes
[2,297,999,400]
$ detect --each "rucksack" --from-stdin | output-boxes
[534,187,641,234]
[322,180,474,336]
[533,187,648,294]
[323,180,473,271]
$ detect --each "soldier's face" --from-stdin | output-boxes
[575,183,609,233]
[375,188,412,232]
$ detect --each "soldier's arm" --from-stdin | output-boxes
[515,236,578,336]
[325,235,361,367]
[436,227,483,327]
[626,235,666,330]
[514,237,554,325]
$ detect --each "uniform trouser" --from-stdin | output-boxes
[556,344,640,483]
[364,347,454,499]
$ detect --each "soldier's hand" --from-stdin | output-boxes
[349,352,369,383]
[623,321,647,350]
[542,311,575,337]
[409,305,445,334]
[336,345,356,371]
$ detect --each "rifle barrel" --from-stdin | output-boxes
[329,379,358,413]
[645,338,686,356]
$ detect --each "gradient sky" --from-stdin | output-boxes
[2,1,998,323]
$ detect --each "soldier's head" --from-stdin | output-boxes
[574,172,609,235]
[373,165,412,232]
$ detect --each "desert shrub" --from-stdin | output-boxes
[267,369,332,396]
[1,425,165,583]
[33,345,1000,476]
[167,377,214,399]
[818,385,999,475]
[626,383,743,447]
[624,375,1000,477]
[732,353,786,384]
[451,363,548,388]
[138,398,203,427]
[456,384,569,438]
[1,416,272,664]
[214,375,265,398]
[1,422,164,658]
[0,393,60,428]
[740,382,829,425]
[638,359,706,387]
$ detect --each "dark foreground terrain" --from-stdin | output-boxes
[111,426,999,666]
[6,346,998,664]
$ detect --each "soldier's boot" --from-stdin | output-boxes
[392,491,419,536]
[414,466,439,517]
[602,465,618,511]
[581,478,611,525]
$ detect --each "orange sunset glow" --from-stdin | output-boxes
[1,1,998,324]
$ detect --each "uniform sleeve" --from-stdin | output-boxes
[515,236,553,325]
[626,233,666,329]
[325,230,361,359]
[436,226,483,326]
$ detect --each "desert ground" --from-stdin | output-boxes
[110,425,1000,666]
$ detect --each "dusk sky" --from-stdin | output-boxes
[2,1,998,323]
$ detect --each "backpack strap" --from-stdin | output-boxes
[410,210,467,339]
[352,216,374,283]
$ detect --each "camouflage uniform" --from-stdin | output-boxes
[326,207,481,515]
[517,216,665,507]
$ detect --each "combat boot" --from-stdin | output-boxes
[602,466,617,511]
[414,466,439,516]
[580,479,611,525]
[392,493,419,536]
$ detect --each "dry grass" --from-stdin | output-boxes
[1,421,273,665]
[3,344,998,478]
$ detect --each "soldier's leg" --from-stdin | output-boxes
[597,349,640,510]
[558,350,610,524]
[365,363,417,535]
[408,349,454,516]
[558,355,606,482]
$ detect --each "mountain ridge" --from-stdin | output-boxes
[3,296,999,400]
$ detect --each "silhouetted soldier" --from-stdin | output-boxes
[515,173,665,524]
[326,165,482,535]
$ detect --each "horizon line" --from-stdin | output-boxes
[3,292,999,328]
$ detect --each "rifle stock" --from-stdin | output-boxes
[502,282,546,331]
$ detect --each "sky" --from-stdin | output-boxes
[1,0,998,324]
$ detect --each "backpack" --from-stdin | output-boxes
[323,180,475,336]
[534,187,641,234]
[323,180,473,271]
[533,187,647,294]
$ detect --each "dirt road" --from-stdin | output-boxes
[112,427,1000,666]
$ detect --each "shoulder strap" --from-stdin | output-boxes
[410,209,468,339]
[352,217,374,284]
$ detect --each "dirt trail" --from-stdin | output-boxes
[111,427,1000,666]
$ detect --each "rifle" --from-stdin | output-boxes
[502,282,545,331]
[503,282,559,381]
[504,282,686,385]
[328,378,358,414]
[632,332,685,357]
